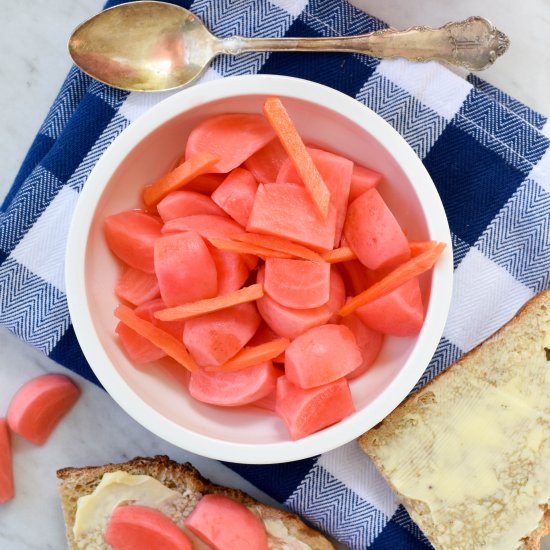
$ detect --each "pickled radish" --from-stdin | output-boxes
[183,303,260,367]
[157,190,226,222]
[340,314,383,379]
[243,138,288,183]
[256,267,330,338]
[211,168,258,227]
[162,214,244,238]
[355,278,424,336]
[340,260,368,296]
[115,267,159,306]
[264,258,330,309]
[186,173,225,195]
[344,189,410,270]
[154,232,217,307]
[247,183,337,252]
[189,361,279,406]
[326,267,346,323]
[277,147,353,244]
[0,419,14,503]
[185,114,275,173]
[104,211,162,273]
[348,164,383,203]
[105,505,192,550]
[7,374,80,446]
[275,376,355,440]
[285,325,362,388]
[185,494,268,550]
[209,247,250,295]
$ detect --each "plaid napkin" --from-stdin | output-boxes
[1,0,549,548]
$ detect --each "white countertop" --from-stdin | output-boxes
[0,1,548,549]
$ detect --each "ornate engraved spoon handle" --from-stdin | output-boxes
[219,16,509,71]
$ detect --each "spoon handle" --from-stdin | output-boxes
[218,16,509,71]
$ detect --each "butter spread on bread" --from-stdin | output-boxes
[360,289,550,550]
[57,455,333,550]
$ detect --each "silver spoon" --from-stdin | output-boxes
[68,1,510,93]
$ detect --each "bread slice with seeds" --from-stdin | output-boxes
[57,455,334,550]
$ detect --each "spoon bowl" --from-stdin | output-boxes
[69,2,216,91]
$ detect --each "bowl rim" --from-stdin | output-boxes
[65,74,453,464]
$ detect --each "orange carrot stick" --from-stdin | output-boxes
[339,242,446,317]
[205,338,290,372]
[142,151,220,208]
[207,238,292,259]
[321,246,357,263]
[114,305,198,372]
[231,232,323,262]
[154,284,264,322]
[263,97,330,219]
[409,240,438,256]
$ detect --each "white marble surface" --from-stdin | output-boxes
[0,1,549,549]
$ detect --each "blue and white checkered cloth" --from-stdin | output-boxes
[1,1,549,548]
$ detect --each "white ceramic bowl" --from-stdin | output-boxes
[66,75,453,464]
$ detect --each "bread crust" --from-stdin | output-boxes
[57,455,334,550]
[359,289,550,550]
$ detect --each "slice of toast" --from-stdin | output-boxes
[57,455,334,550]
[359,289,550,550]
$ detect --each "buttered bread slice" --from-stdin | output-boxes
[57,455,334,550]
[359,289,550,550]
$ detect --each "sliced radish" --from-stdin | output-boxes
[326,267,346,323]
[157,190,226,222]
[243,138,288,183]
[247,183,337,252]
[275,376,355,440]
[115,267,159,306]
[277,147,353,245]
[256,267,330,339]
[285,324,362,388]
[348,164,383,203]
[355,277,424,336]
[0,419,14,503]
[344,189,410,270]
[185,494,268,550]
[183,303,260,367]
[208,246,250,296]
[162,215,244,238]
[154,232,217,307]
[264,258,330,309]
[186,173,225,195]
[185,114,275,173]
[7,374,80,446]
[340,314,383,379]
[211,168,258,227]
[189,361,279,406]
[105,505,192,550]
[104,211,163,273]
